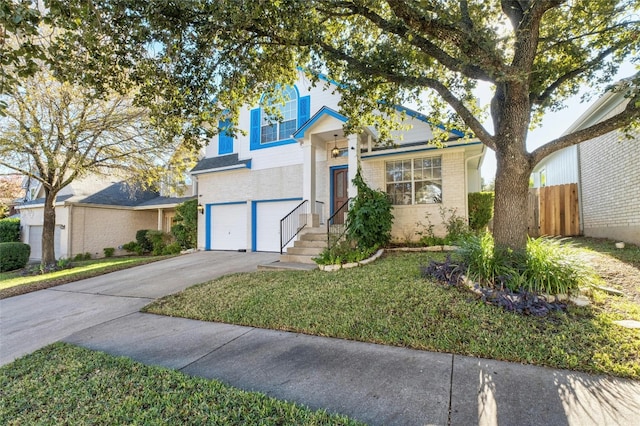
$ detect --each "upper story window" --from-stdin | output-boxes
[261,86,298,144]
[250,85,310,151]
[386,156,442,205]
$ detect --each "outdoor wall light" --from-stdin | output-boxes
[197,204,204,215]
[331,134,340,158]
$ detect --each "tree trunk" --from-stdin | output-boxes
[492,150,532,252]
[41,189,57,266]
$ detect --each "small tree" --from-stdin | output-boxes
[0,69,182,266]
[171,199,197,249]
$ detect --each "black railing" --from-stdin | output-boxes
[327,198,351,249]
[280,200,309,254]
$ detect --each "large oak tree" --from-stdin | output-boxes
[11,0,640,252]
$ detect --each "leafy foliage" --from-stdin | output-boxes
[103,247,115,258]
[457,234,596,295]
[468,192,494,231]
[136,230,154,253]
[313,241,377,266]
[0,218,20,242]
[0,242,30,272]
[171,199,197,249]
[346,169,393,250]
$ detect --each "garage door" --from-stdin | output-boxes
[255,199,302,252]
[209,203,247,251]
[28,225,61,260]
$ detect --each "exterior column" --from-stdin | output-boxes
[348,134,359,198]
[302,139,316,212]
[157,208,164,231]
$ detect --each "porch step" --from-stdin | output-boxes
[286,246,324,256]
[293,239,327,249]
[279,253,319,264]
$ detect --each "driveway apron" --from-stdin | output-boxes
[0,251,278,365]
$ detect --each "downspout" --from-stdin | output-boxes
[464,146,486,220]
[576,144,584,235]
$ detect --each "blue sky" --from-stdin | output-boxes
[479,61,638,183]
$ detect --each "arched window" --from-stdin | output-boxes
[260,86,298,144]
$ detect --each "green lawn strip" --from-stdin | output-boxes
[0,343,360,426]
[0,257,168,299]
[145,252,640,380]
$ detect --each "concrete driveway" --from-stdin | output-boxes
[0,251,279,366]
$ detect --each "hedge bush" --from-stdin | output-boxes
[0,242,31,272]
[136,229,154,253]
[0,218,21,242]
[468,192,494,231]
[171,199,197,249]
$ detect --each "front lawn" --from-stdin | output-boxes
[145,239,640,380]
[0,256,168,299]
[0,343,359,425]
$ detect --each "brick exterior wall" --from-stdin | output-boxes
[70,206,157,258]
[579,123,640,244]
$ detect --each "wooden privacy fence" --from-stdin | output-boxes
[528,183,580,237]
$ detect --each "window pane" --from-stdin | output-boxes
[261,124,277,143]
[415,181,442,204]
[279,119,296,140]
[387,182,412,205]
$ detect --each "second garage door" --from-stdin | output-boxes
[254,199,302,252]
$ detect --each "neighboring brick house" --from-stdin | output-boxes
[530,75,640,245]
[17,177,194,260]
[192,72,485,254]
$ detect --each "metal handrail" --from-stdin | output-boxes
[327,198,351,249]
[280,200,309,254]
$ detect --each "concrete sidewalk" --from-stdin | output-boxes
[62,312,640,426]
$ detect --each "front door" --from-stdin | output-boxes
[332,167,349,224]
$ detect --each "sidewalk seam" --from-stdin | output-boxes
[178,327,256,372]
[447,354,454,426]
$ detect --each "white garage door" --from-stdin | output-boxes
[28,225,61,260]
[255,199,302,252]
[209,204,247,251]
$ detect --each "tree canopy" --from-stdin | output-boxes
[5,0,640,251]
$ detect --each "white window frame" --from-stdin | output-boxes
[385,156,442,205]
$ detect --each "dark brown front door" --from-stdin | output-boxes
[332,167,349,224]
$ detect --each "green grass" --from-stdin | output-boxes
[0,256,166,299]
[145,250,640,380]
[0,343,360,425]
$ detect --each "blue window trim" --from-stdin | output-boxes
[251,197,303,252]
[329,165,348,218]
[250,86,310,151]
[204,201,247,251]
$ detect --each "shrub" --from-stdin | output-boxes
[0,242,30,272]
[468,192,494,231]
[457,234,594,295]
[171,199,197,249]
[122,241,143,256]
[57,257,72,269]
[73,252,92,261]
[136,230,154,253]
[162,242,182,255]
[0,218,20,242]
[147,230,174,256]
[313,240,377,265]
[440,207,472,244]
[346,169,393,249]
[103,247,115,258]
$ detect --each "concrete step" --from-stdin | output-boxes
[293,239,328,249]
[286,246,325,256]
[279,254,318,264]
[299,231,327,242]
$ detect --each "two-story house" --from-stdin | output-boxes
[192,72,485,255]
